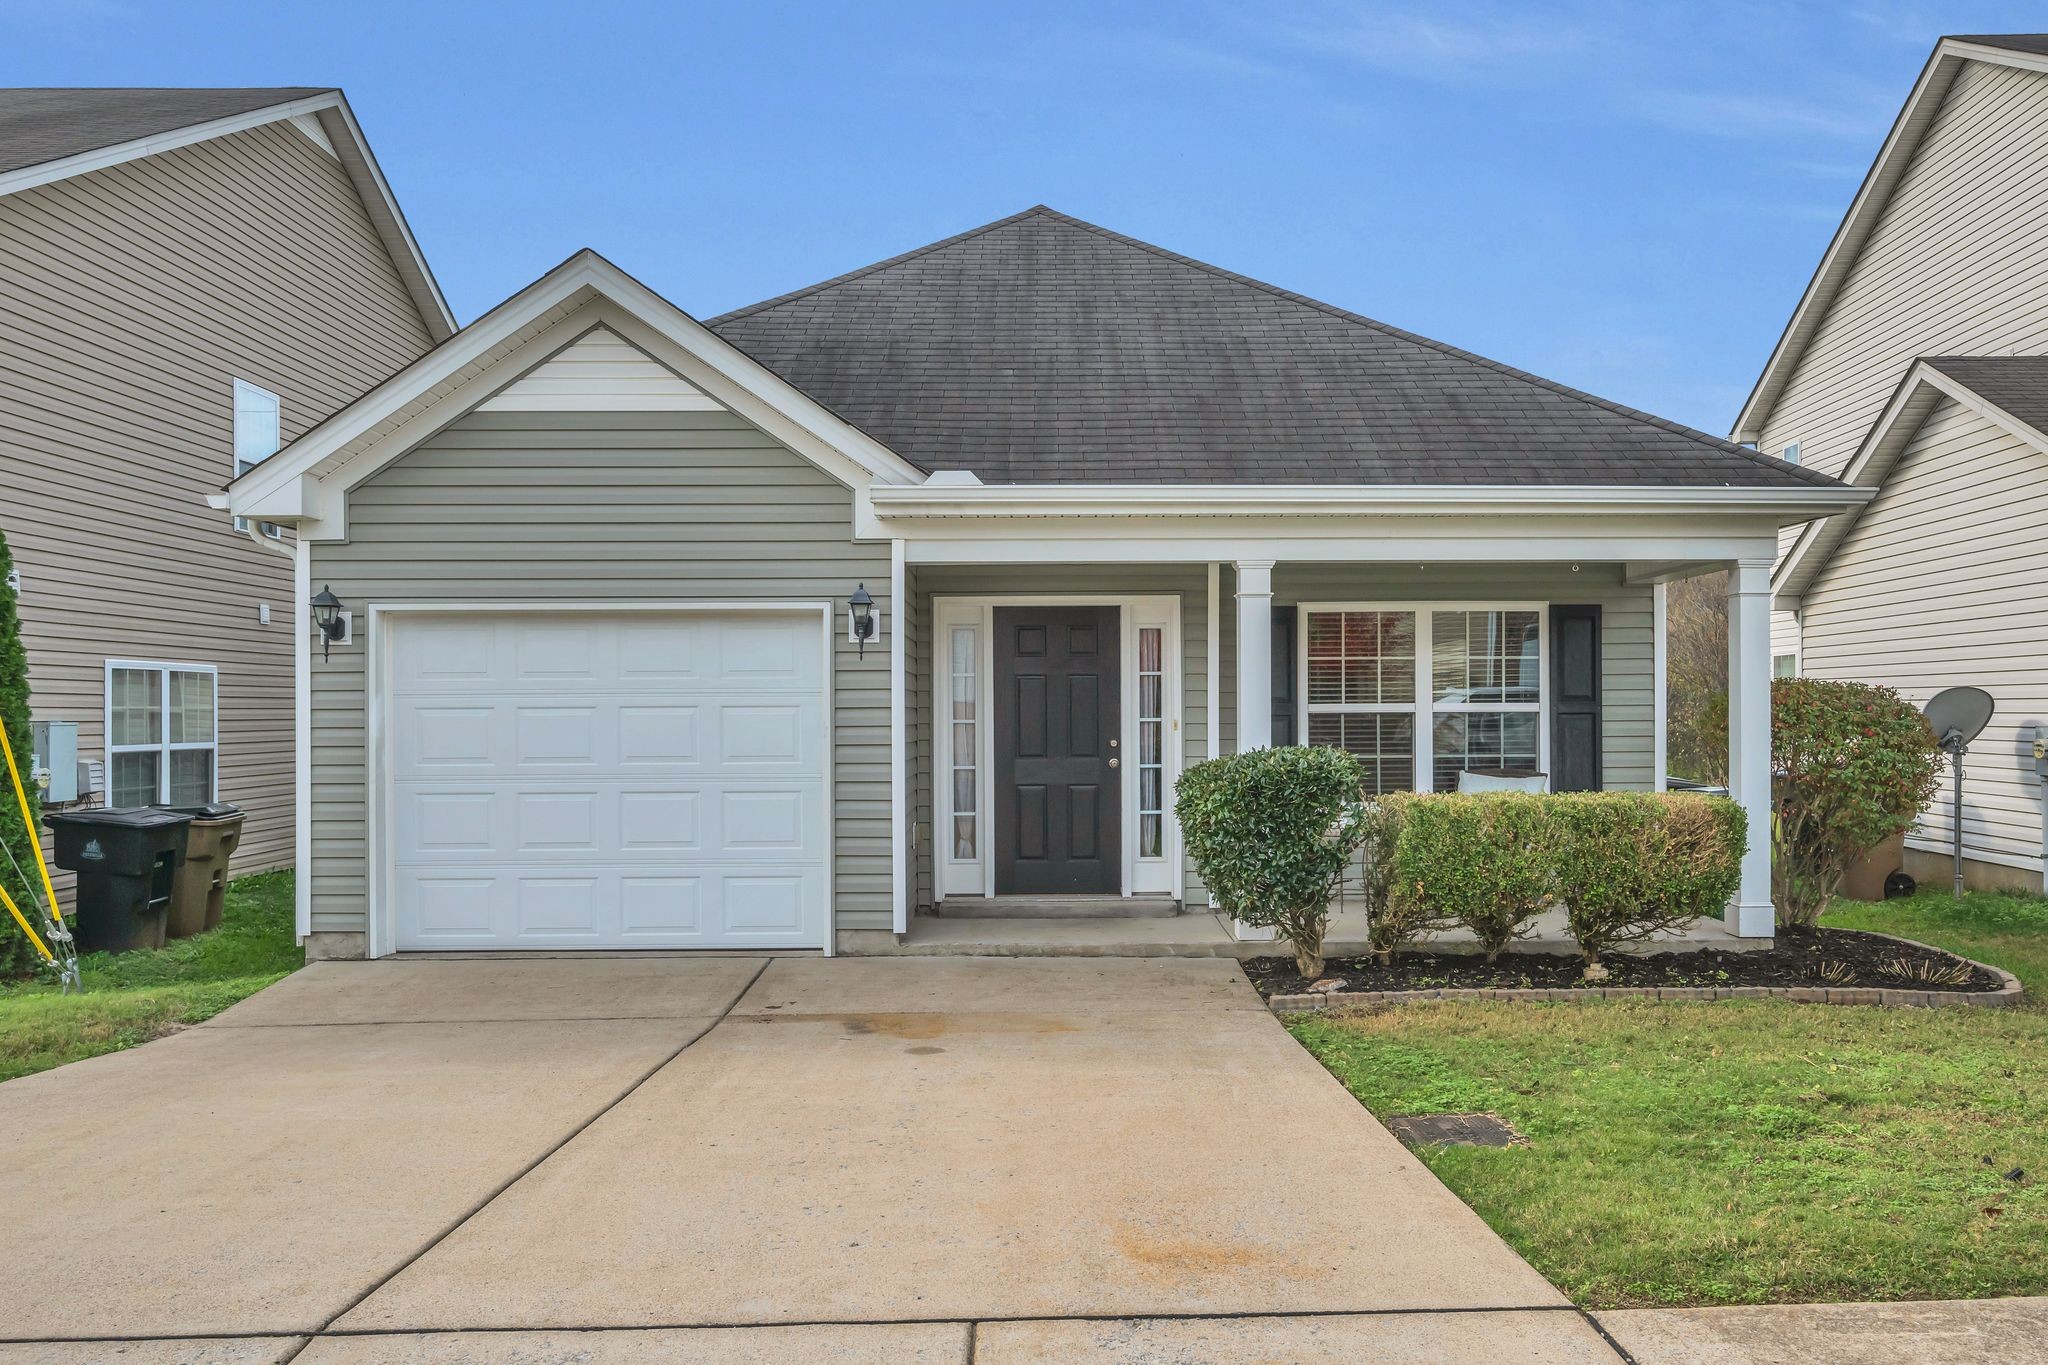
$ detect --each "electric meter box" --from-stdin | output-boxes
[30,720,78,803]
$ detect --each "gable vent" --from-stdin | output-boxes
[478,326,723,412]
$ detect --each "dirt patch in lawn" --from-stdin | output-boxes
[1244,926,2006,998]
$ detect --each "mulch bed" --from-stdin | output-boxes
[1244,926,2006,999]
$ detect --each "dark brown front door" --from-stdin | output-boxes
[994,606,1121,894]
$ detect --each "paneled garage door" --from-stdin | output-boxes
[386,611,827,950]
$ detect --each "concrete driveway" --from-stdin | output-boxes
[0,956,1614,1362]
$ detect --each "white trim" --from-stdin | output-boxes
[902,527,1796,566]
[104,659,220,807]
[1733,38,2048,441]
[0,91,454,340]
[1205,563,1221,762]
[868,482,1866,522]
[890,540,907,936]
[294,539,312,941]
[1774,359,2048,606]
[1297,603,1550,793]
[928,594,1183,902]
[1652,581,1668,792]
[227,256,925,534]
[361,600,835,959]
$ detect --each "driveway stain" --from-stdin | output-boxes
[748,1012,1083,1040]
[1109,1225,1285,1283]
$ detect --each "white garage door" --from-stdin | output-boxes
[387,611,827,950]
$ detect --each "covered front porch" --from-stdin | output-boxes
[851,483,1801,957]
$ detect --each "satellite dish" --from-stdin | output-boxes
[1922,687,1995,899]
[1924,687,1994,751]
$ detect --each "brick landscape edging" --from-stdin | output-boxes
[1266,935,2024,1014]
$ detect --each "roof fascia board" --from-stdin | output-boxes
[315,97,456,339]
[864,482,1871,519]
[1772,359,2048,602]
[1732,44,1969,441]
[898,527,1786,566]
[587,261,925,485]
[232,253,928,533]
[0,90,457,341]
[229,258,595,514]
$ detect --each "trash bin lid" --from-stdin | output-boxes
[155,802,241,820]
[45,806,193,831]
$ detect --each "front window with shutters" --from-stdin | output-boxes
[106,662,218,807]
[1301,604,1547,793]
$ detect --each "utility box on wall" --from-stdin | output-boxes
[30,720,78,803]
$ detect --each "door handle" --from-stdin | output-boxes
[1108,757,1120,769]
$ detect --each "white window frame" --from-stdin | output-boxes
[104,659,219,806]
[1781,441,1801,466]
[232,379,284,539]
[1298,602,1550,792]
[932,594,1182,901]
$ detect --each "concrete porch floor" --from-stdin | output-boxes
[859,905,1766,958]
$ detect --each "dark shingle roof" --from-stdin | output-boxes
[0,87,329,178]
[1949,34,2048,58]
[1926,355,2048,434]
[708,206,1836,489]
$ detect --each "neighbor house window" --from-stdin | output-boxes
[949,625,977,860]
[1137,626,1165,857]
[1780,442,1801,466]
[1304,606,1545,793]
[1773,653,1798,679]
[107,662,217,807]
[232,380,282,538]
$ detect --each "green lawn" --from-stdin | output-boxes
[0,869,301,1083]
[1290,889,2048,1308]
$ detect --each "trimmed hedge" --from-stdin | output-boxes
[1375,791,1746,968]
[1176,746,1368,978]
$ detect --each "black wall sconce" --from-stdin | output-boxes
[310,584,348,661]
[849,583,876,659]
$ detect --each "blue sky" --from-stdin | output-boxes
[4,1,2042,434]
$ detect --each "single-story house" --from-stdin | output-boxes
[224,207,1866,958]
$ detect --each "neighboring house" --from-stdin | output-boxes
[227,208,1863,959]
[0,88,453,885]
[1734,34,2048,893]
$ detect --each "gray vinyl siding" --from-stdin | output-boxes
[910,563,1652,914]
[1802,399,2048,878]
[307,410,891,937]
[1759,57,2048,655]
[0,119,436,889]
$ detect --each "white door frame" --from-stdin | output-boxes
[363,600,835,958]
[930,594,1183,902]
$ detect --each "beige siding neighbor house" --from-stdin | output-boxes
[231,212,1861,959]
[0,87,452,889]
[1735,34,2048,891]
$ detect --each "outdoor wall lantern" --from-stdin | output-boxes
[310,585,348,661]
[849,583,876,659]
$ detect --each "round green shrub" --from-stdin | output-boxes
[1175,745,1367,978]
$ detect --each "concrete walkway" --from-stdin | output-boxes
[0,955,1619,1361]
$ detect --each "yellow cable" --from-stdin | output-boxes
[0,882,51,962]
[0,722,61,923]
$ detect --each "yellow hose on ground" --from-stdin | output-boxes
[0,882,50,962]
[0,721,61,924]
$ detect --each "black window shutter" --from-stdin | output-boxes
[1271,605,1297,746]
[1548,605,1602,791]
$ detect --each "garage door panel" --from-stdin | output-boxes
[388,612,827,951]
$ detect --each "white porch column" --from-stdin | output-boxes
[1230,560,1278,942]
[1727,559,1775,937]
[1235,559,1275,752]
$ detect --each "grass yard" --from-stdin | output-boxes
[0,869,300,1083]
[1291,888,2048,1308]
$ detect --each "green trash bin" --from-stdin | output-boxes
[157,802,244,939]
[43,807,192,954]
